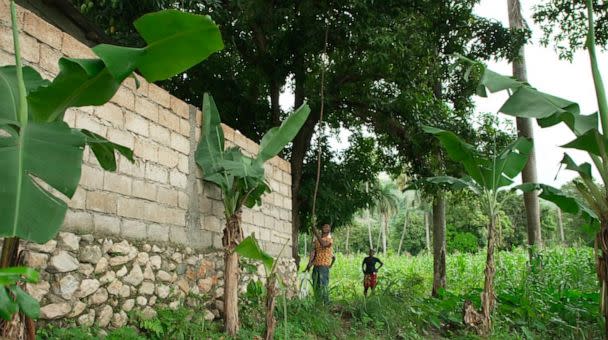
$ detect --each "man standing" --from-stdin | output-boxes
[309,223,334,304]
[362,248,383,297]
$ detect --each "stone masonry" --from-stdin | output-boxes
[0,0,294,258]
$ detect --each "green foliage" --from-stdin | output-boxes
[132,307,220,340]
[38,324,144,339]
[234,235,274,272]
[195,93,310,217]
[449,232,478,254]
[0,267,39,320]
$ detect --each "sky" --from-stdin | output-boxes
[278,1,608,187]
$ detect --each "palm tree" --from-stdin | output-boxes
[373,180,401,255]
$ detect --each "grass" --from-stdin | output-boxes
[38,246,602,339]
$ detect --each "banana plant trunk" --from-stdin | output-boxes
[223,214,243,336]
[432,193,446,296]
[263,274,279,340]
[596,219,608,337]
[463,214,497,335]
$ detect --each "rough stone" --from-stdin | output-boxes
[136,296,147,306]
[204,309,215,321]
[198,278,214,294]
[119,285,131,298]
[122,299,135,312]
[116,266,128,277]
[29,240,57,253]
[141,306,157,319]
[150,255,162,269]
[79,263,94,276]
[152,245,162,253]
[123,264,144,286]
[81,234,95,243]
[110,255,132,267]
[169,301,180,310]
[156,270,172,282]
[78,279,100,298]
[99,271,116,285]
[102,239,113,254]
[78,310,95,326]
[90,288,108,305]
[70,301,87,317]
[58,232,81,251]
[156,284,170,299]
[143,264,154,280]
[176,278,190,294]
[95,257,109,273]
[24,251,49,269]
[98,305,113,327]
[136,252,149,265]
[109,240,132,255]
[149,296,157,306]
[48,251,79,273]
[40,303,71,319]
[171,252,183,263]
[79,245,102,264]
[107,280,123,296]
[26,281,50,302]
[58,274,80,300]
[111,311,128,328]
[139,281,155,295]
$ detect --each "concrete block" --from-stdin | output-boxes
[135,96,158,122]
[125,111,149,137]
[93,214,121,235]
[86,191,117,214]
[111,86,135,111]
[148,84,171,108]
[117,197,147,220]
[169,169,187,189]
[95,103,124,127]
[157,187,178,207]
[157,146,178,168]
[132,179,157,200]
[69,187,86,210]
[63,210,93,232]
[39,44,60,74]
[75,115,107,137]
[147,224,168,242]
[61,32,94,58]
[103,172,132,196]
[118,158,145,178]
[23,11,62,49]
[121,219,147,239]
[150,123,170,145]
[170,132,189,154]
[170,96,189,119]
[158,108,180,132]
[107,128,134,149]
[134,138,158,162]
[145,163,168,184]
[80,165,104,190]
[179,118,189,136]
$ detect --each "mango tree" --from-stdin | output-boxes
[1,0,222,335]
[413,127,532,334]
[195,93,310,335]
[461,0,608,334]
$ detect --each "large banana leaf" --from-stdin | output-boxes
[195,93,225,178]
[29,10,223,123]
[256,103,311,163]
[561,128,607,157]
[493,137,533,179]
[407,176,481,195]
[0,122,85,243]
[235,235,274,271]
[0,66,48,123]
[93,10,223,82]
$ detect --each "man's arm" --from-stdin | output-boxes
[304,250,316,272]
[376,259,384,270]
[362,259,366,274]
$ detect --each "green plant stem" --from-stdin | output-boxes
[586,0,608,141]
[10,0,28,126]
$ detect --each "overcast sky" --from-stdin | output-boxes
[474,0,608,186]
[279,1,608,187]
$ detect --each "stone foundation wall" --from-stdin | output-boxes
[24,232,297,328]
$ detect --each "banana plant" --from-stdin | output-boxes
[411,126,532,334]
[235,235,289,340]
[1,0,223,328]
[195,93,310,336]
[460,0,608,334]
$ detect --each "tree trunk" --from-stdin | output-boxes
[376,223,382,252]
[557,208,565,245]
[425,210,431,253]
[507,0,543,259]
[382,213,388,256]
[223,214,244,336]
[263,274,278,340]
[432,194,446,297]
[270,77,281,126]
[596,219,608,338]
[398,210,409,256]
[463,214,497,335]
[345,225,350,255]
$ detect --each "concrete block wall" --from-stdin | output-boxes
[0,1,293,257]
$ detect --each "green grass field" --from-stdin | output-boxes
[40,246,602,339]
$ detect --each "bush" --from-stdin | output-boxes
[449,232,478,253]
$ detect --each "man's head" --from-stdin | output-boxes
[369,248,375,256]
[321,223,331,234]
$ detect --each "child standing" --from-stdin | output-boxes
[362,248,383,297]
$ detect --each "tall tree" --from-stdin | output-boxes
[507,0,543,258]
